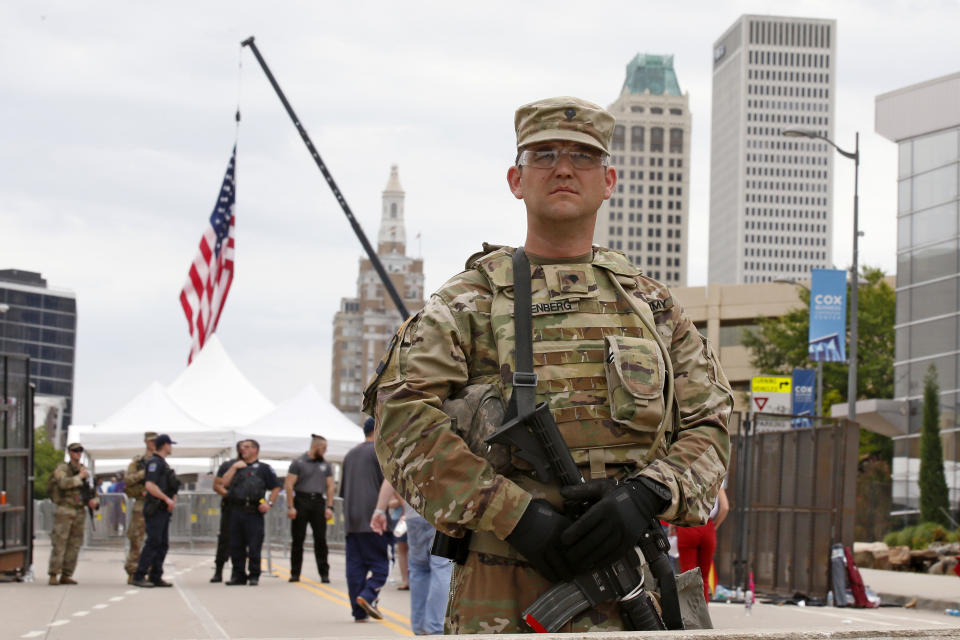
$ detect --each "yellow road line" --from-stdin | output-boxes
[266,562,412,636]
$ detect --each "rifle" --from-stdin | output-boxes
[79,476,98,530]
[486,403,681,632]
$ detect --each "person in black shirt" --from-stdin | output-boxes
[221,439,280,586]
[210,441,243,583]
[131,434,179,588]
[284,434,335,583]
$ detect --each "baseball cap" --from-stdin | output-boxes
[144,431,158,441]
[515,96,615,154]
[363,417,375,435]
[155,434,177,447]
[67,442,84,453]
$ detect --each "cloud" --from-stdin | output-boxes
[1,0,953,423]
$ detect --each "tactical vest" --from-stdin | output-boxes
[230,465,267,503]
[124,454,146,498]
[50,462,84,508]
[467,247,674,496]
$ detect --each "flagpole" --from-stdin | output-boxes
[241,36,410,321]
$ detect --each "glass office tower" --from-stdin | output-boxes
[0,270,76,446]
[877,72,960,515]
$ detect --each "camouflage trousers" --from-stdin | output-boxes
[446,551,625,634]
[124,499,146,575]
[48,504,85,577]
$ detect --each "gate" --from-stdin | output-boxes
[0,353,33,577]
[714,412,858,598]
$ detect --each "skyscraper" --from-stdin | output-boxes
[331,166,425,423]
[709,15,836,284]
[0,270,77,446]
[594,54,691,285]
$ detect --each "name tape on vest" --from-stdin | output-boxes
[531,299,579,316]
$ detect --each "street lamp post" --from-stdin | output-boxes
[783,128,860,424]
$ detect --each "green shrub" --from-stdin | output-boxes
[884,522,958,549]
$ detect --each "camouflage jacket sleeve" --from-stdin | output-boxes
[636,284,734,526]
[126,456,146,486]
[370,294,531,541]
[54,462,83,490]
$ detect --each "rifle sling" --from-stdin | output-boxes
[511,248,536,418]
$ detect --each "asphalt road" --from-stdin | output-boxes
[4,543,959,639]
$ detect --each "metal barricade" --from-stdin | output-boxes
[33,499,55,536]
[86,493,128,545]
[33,492,349,558]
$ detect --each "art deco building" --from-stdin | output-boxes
[594,53,691,286]
[709,15,836,284]
[331,166,425,423]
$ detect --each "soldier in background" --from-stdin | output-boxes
[48,443,99,585]
[210,441,243,583]
[123,431,157,584]
[366,96,733,632]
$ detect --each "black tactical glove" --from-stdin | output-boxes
[506,499,576,583]
[559,478,671,572]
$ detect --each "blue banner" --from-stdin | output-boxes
[809,268,847,362]
[792,368,816,428]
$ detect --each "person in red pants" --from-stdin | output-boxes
[676,483,728,603]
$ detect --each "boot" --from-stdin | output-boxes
[59,576,78,585]
[48,574,59,585]
[210,568,223,583]
[127,574,133,585]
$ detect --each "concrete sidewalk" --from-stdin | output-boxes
[860,567,960,611]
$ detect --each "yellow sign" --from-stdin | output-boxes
[751,376,792,393]
[191,513,198,523]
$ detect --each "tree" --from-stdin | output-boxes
[919,365,951,527]
[741,266,895,462]
[33,428,62,500]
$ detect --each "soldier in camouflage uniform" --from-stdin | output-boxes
[48,443,99,585]
[123,431,157,583]
[365,96,733,633]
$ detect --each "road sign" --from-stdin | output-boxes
[751,375,792,432]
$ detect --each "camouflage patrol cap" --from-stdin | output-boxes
[67,442,83,452]
[515,96,614,154]
[144,431,158,441]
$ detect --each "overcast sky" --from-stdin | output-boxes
[2,0,955,425]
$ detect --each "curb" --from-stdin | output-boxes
[876,591,960,614]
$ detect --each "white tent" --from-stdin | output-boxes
[239,384,363,462]
[69,382,233,459]
[167,335,274,427]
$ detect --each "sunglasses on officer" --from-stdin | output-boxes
[517,145,610,170]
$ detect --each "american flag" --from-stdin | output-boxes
[180,147,237,363]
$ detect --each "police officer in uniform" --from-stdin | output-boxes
[132,434,179,588]
[365,97,733,633]
[123,431,157,583]
[48,443,99,585]
[221,439,280,586]
[210,441,243,583]
[284,434,335,583]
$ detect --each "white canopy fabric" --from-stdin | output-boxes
[98,381,209,433]
[167,335,274,427]
[69,423,235,460]
[238,384,363,462]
